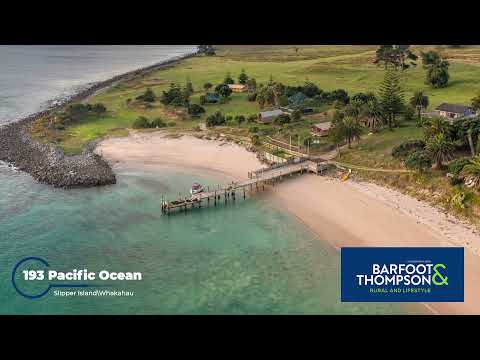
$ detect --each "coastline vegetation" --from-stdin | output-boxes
[27,44,480,226]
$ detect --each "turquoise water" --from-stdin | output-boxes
[0,164,425,314]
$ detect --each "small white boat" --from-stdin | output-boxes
[190,182,204,195]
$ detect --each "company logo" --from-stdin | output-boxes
[341,247,464,302]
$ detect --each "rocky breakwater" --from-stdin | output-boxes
[0,118,115,188]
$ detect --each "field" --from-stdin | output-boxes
[31,45,480,155]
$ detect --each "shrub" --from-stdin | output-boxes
[187,104,205,116]
[250,126,259,133]
[150,117,167,128]
[274,114,291,125]
[226,115,233,122]
[167,121,176,127]
[136,88,156,102]
[448,157,471,175]
[132,116,150,129]
[250,134,261,145]
[247,114,257,123]
[234,115,245,125]
[93,103,107,115]
[247,93,257,102]
[215,83,232,98]
[403,105,416,121]
[219,96,229,104]
[449,176,464,186]
[206,111,226,127]
[199,95,206,105]
[392,140,426,159]
[404,150,431,171]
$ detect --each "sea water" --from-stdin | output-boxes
[0,46,425,314]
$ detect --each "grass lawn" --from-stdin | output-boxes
[32,45,480,155]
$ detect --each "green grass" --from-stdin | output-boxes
[33,45,480,155]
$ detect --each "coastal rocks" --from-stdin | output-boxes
[0,119,116,188]
[0,51,198,188]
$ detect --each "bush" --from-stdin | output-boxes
[247,114,257,123]
[167,121,176,127]
[93,103,107,115]
[234,115,245,125]
[226,115,233,122]
[250,134,261,145]
[449,176,464,186]
[250,126,259,133]
[187,104,205,116]
[136,88,156,102]
[150,117,167,128]
[199,95,206,105]
[206,111,226,127]
[247,93,257,102]
[448,157,471,175]
[274,114,291,125]
[403,105,416,121]
[405,151,431,171]
[392,140,426,159]
[132,116,150,129]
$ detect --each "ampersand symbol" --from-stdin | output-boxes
[432,263,448,286]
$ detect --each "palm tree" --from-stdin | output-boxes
[410,91,429,120]
[425,133,454,169]
[360,98,384,130]
[461,156,480,188]
[424,116,449,140]
[342,116,363,148]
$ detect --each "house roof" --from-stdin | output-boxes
[435,103,471,114]
[313,122,332,131]
[228,84,246,89]
[259,109,284,118]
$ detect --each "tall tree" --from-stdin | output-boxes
[360,97,384,130]
[421,51,450,88]
[373,45,418,71]
[246,78,257,93]
[410,91,429,120]
[224,72,234,84]
[238,69,249,84]
[425,133,454,169]
[342,116,363,148]
[378,69,405,130]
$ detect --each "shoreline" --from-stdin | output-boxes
[0,50,197,188]
[98,131,480,315]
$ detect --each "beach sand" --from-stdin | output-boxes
[97,131,480,315]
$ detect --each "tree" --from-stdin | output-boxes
[203,82,213,93]
[425,133,454,169]
[185,77,194,96]
[187,104,205,117]
[246,78,257,93]
[423,116,450,140]
[410,91,429,120]
[274,114,291,125]
[378,68,405,130]
[198,45,215,56]
[460,156,480,188]
[257,84,275,109]
[373,45,418,70]
[136,88,156,102]
[302,81,321,98]
[405,151,431,171]
[161,83,188,106]
[360,97,383,130]
[471,95,480,113]
[342,116,363,148]
[421,51,450,88]
[206,111,226,127]
[455,118,480,157]
[224,72,234,84]
[92,103,107,115]
[215,83,232,98]
[238,69,248,84]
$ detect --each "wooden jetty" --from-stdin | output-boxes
[161,158,328,215]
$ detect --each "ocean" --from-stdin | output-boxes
[0,46,423,314]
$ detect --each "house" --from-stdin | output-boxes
[434,103,475,121]
[311,122,332,137]
[257,109,285,123]
[228,84,247,93]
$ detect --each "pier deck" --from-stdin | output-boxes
[161,158,326,214]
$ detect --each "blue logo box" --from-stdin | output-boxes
[341,247,464,302]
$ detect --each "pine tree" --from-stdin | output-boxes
[378,69,405,130]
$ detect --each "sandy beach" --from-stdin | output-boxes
[97,131,480,315]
